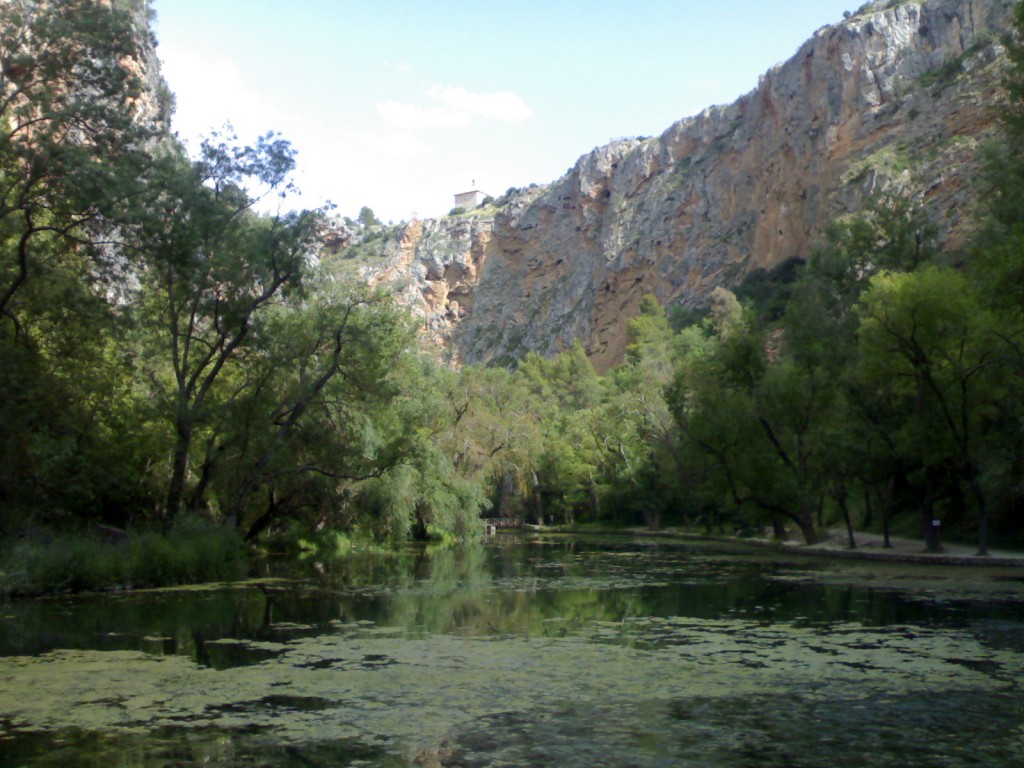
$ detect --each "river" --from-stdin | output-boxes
[1,535,1022,766]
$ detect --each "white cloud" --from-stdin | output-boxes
[426,85,533,122]
[360,130,439,158]
[374,85,533,136]
[159,46,535,221]
[376,100,472,131]
[159,45,303,149]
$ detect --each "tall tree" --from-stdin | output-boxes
[221,285,417,541]
[131,134,323,520]
[0,0,168,530]
[0,0,166,336]
[856,267,1003,554]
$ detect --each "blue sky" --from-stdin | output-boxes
[152,1,857,222]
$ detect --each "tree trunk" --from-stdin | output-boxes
[920,480,943,553]
[794,515,819,545]
[412,501,431,540]
[837,486,856,549]
[881,478,894,548]
[496,472,516,518]
[862,482,873,529]
[587,474,599,522]
[0,215,35,336]
[644,504,663,532]
[531,470,544,526]
[244,490,281,542]
[793,497,820,544]
[752,499,817,544]
[970,474,990,556]
[188,436,222,514]
[165,420,192,522]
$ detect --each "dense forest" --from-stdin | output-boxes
[2,0,1023,593]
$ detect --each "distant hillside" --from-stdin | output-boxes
[344,0,1013,371]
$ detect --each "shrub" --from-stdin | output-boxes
[0,516,247,596]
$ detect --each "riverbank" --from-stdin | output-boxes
[525,525,1024,567]
[0,517,248,598]
[769,529,1024,567]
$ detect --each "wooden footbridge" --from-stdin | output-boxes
[482,517,524,533]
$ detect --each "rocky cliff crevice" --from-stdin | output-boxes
[360,215,496,357]
[354,0,1014,372]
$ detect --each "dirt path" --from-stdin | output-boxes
[610,526,1024,567]
[777,527,1024,566]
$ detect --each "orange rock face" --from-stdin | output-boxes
[360,0,1013,372]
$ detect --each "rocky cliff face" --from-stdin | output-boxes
[355,0,1014,371]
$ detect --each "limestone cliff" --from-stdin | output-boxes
[354,0,1014,372]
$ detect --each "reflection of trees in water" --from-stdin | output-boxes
[334,540,945,639]
[0,588,270,659]
[4,727,406,768]
[4,538,1024,768]
[0,540,998,666]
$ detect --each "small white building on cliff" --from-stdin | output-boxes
[453,187,489,209]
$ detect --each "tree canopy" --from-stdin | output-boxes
[2,0,1024,582]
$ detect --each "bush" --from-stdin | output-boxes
[0,516,247,596]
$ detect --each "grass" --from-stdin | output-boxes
[841,146,916,185]
[0,516,248,597]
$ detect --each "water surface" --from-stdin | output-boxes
[1,535,1022,766]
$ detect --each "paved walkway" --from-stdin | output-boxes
[616,526,1024,567]
[777,528,1024,566]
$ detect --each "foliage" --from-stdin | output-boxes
[0,0,166,337]
[325,221,404,269]
[0,516,246,596]
[732,256,805,324]
[356,206,382,228]
[0,0,167,530]
[3,0,1024,599]
[127,135,325,521]
[855,268,1004,552]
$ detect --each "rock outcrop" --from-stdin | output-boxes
[354,0,1014,372]
[359,215,496,359]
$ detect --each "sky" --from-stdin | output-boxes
[152,1,858,223]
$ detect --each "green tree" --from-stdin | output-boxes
[0,0,166,335]
[778,192,942,545]
[856,267,1003,554]
[131,134,323,521]
[344,358,511,541]
[595,296,691,529]
[357,206,381,228]
[668,305,829,544]
[0,0,169,530]
[207,285,417,541]
[964,0,1024,544]
[515,341,604,525]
